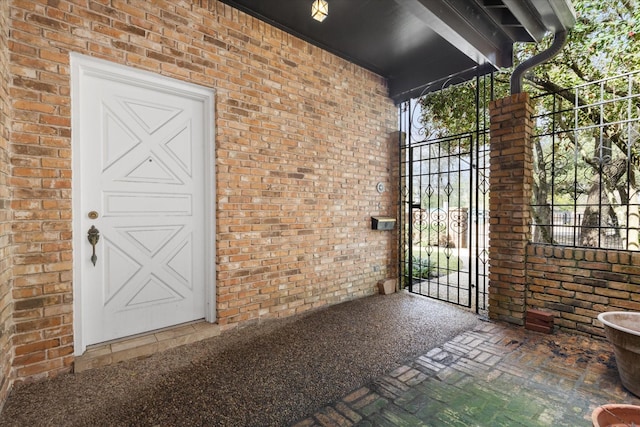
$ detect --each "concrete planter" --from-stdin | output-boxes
[598,311,640,397]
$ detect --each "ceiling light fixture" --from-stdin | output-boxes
[311,0,328,22]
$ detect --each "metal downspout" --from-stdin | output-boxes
[510,30,569,94]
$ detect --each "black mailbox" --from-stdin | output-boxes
[371,217,396,230]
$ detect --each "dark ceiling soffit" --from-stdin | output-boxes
[216,0,576,105]
[217,0,387,75]
[216,0,518,105]
[215,0,534,72]
[389,63,497,104]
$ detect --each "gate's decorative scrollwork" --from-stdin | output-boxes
[411,208,468,248]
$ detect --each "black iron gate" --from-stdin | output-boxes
[399,76,492,315]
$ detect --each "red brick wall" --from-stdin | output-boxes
[0,0,14,405]
[4,0,397,385]
[527,245,640,337]
[488,93,533,325]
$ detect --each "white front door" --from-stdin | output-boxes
[71,54,215,352]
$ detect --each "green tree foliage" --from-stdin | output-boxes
[421,0,640,130]
[418,0,640,248]
[523,0,640,92]
[417,77,502,140]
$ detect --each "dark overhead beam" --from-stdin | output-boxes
[502,0,575,41]
[502,0,547,41]
[401,0,513,68]
[531,0,576,32]
[401,0,502,66]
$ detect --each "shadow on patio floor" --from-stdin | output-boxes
[1,291,638,426]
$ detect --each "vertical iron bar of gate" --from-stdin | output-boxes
[408,102,414,292]
[551,94,557,243]
[472,72,479,313]
[626,75,633,247]
[436,138,442,300]
[457,139,464,304]
[403,101,414,292]
[477,75,483,313]
[598,81,605,247]
[573,86,580,247]
[399,103,404,291]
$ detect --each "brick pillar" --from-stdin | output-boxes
[488,93,533,325]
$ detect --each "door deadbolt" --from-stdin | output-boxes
[88,211,99,219]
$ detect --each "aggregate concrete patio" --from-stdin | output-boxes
[1,292,638,426]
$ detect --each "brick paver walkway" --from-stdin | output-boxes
[294,321,640,426]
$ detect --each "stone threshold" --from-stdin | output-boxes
[74,320,221,372]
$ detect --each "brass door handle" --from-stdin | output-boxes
[87,225,100,266]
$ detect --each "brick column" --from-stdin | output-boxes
[488,93,533,325]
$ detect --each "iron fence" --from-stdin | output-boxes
[531,70,640,250]
[540,213,625,248]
